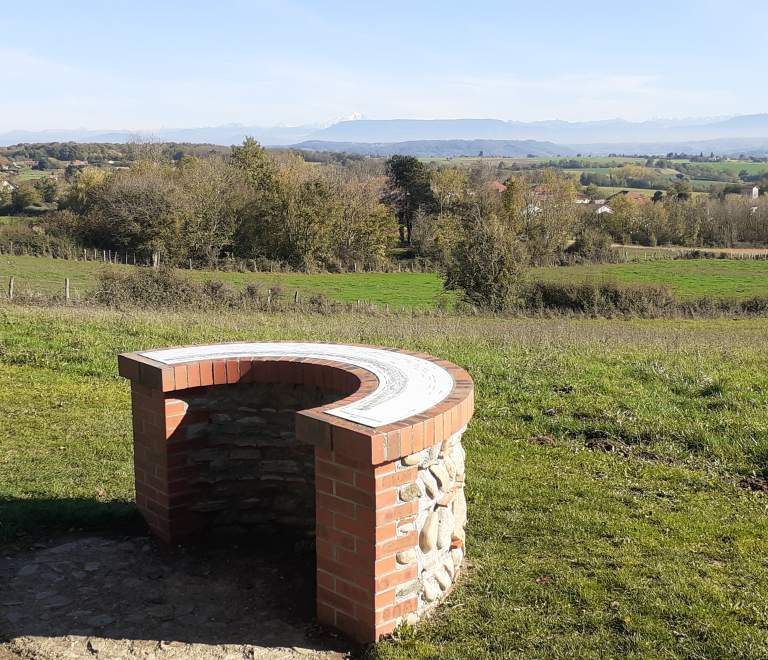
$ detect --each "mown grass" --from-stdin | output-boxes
[0,255,449,309]
[2,305,768,657]
[532,258,768,299]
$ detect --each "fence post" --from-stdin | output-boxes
[8,277,13,299]
[189,258,193,270]
[65,278,70,301]
[294,290,299,303]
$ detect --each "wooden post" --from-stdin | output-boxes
[8,277,13,299]
[354,263,357,273]
[294,290,299,303]
[65,278,70,301]
[189,258,193,270]
[267,291,272,305]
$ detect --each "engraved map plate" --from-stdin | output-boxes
[139,343,455,428]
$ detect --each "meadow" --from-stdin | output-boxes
[3,254,768,310]
[0,255,450,309]
[2,304,768,659]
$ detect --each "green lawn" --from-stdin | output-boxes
[0,255,449,309]
[532,258,768,299]
[2,306,768,658]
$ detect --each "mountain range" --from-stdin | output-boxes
[2,114,768,157]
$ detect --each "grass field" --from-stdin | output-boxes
[2,305,768,658]
[3,254,768,307]
[532,258,768,299]
[0,255,450,309]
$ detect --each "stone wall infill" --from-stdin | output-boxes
[176,383,346,542]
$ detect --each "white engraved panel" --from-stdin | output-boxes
[139,342,454,428]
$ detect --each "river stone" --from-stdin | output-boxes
[399,482,423,502]
[419,512,439,553]
[437,508,455,550]
[435,567,452,591]
[429,464,450,489]
[437,491,455,507]
[443,555,455,578]
[453,446,465,475]
[444,455,457,479]
[396,579,422,598]
[453,488,467,528]
[402,452,423,466]
[452,525,466,543]
[396,549,416,565]
[428,445,440,461]
[451,547,464,569]
[17,564,39,577]
[420,471,438,499]
[423,578,438,603]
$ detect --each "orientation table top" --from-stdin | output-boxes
[140,342,455,428]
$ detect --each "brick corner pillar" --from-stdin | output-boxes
[119,343,474,643]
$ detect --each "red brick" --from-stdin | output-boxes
[315,475,335,495]
[296,412,332,450]
[317,570,335,591]
[336,515,395,543]
[317,587,355,615]
[239,358,253,383]
[173,365,187,390]
[335,579,374,608]
[186,363,201,388]
[375,597,418,625]
[316,491,354,517]
[336,483,374,508]
[164,399,187,416]
[335,611,376,643]
[374,563,418,591]
[315,459,354,484]
[376,467,417,491]
[317,555,356,583]
[316,524,356,552]
[118,354,140,381]
[374,532,418,559]
[226,359,240,383]
[212,361,226,384]
[316,602,336,626]
[385,429,400,461]
[198,360,214,387]
[423,417,435,447]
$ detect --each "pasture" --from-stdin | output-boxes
[532,258,768,300]
[3,254,768,308]
[0,255,449,309]
[2,305,768,659]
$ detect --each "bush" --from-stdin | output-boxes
[565,229,618,264]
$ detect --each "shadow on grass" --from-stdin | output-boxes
[0,498,356,655]
[0,497,146,544]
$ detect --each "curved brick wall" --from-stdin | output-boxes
[118,341,474,643]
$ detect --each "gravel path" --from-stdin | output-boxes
[0,534,357,660]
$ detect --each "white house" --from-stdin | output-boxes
[742,185,759,200]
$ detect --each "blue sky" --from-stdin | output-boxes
[2,0,767,131]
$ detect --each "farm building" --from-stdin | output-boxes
[607,190,647,205]
[742,185,759,200]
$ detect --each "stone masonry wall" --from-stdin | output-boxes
[172,383,346,542]
[393,426,467,621]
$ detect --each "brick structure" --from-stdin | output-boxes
[118,341,474,642]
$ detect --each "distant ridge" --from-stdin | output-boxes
[3,114,768,156]
[292,139,576,158]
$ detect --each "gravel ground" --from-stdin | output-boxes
[0,534,357,660]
